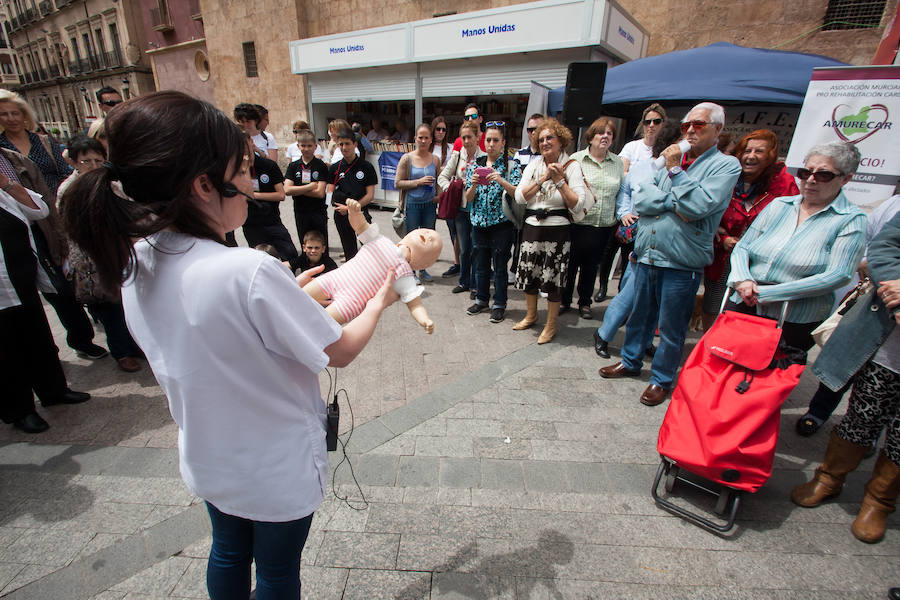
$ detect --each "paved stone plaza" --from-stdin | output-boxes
[0,208,897,599]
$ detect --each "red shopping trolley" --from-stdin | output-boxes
[650,301,806,532]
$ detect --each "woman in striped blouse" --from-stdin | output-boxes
[727,141,866,351]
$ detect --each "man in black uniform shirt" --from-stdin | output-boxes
[284,130,330,254]
[240,133,298,260]
[327,127,377,260]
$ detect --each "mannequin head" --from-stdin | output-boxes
[398,228,442,270]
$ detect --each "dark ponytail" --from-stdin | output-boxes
[62,91,246,289]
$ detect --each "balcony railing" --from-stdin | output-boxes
[103,50,121,68]
[0,39,7,49]
[37,67,47,80]
[188,0,202,20]
[23,8,36,23]
[48,64,60,77]
[149,6,174,32]
[10,16,19,31]
[38,0,53,16]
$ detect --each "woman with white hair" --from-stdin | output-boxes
[727,141,867,351]
[0,90,71,193]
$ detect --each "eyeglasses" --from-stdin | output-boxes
[434,126,447,132]
[680,120,712,134]
[643,118,663,126]
[538,134,557,144]
[463,113,479,121]
[485,121,505,128]
[100,99,122,107]
[796,168,842,182]
[77,158,104,167]
[526,127,537,134]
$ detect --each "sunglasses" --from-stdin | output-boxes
[485,121,505,128]
[526,127,537,133]
[100,99,122,107]
[434,126,447,131]
[796,168,842,182]
[680,120,713,134]
[463,113,479,121]
[643,118,663,126]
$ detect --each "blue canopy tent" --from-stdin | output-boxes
[547,42,848,114]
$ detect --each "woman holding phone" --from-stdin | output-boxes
[62,91,398,599]
[462,121,521,323]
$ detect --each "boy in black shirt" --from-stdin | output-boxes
[327,127,377,260]
[240,133,298,260]
[287,230,337,275]
[284,130,330,254]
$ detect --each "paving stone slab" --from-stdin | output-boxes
[316,531,399,570]
[397,456,440,487]
[365,503,441,536]
[431,571,515,599]
[439,457,482,488]
[342,568,430,600]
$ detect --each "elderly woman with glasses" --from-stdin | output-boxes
[727,141,866,352]
[513,117,588,344]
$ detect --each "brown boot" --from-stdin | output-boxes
[791,431,869,508]
[851,453,900,543]
[513,293,538,330]
[537,301,560,344]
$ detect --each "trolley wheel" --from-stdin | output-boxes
[715,488,732,515]
[665,465,680,493]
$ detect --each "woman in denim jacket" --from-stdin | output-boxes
[791,212,900,544]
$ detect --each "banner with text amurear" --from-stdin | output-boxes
[785,65,900,210]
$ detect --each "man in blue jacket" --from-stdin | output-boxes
[599,102,741,406]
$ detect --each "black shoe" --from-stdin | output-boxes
[41,388,91,407]
[645,344,657,358]
[579,306,593,319]
[594,287,608,303]
[13,412,49,433]
[593,330,610,358]
[795,413,823,437]
[489,308,505,323]
[74,343,109,360]
[442,265,460,278]
[889,587,900,600]
[466,303,487,315]
[451,285,469,294]
[559,305,571,314]
[470,290,476,300]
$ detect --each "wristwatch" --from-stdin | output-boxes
[554,179,566,190]
[667,166,683,179]
[1,181,14,193]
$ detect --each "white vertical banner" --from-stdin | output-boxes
[785,65,900,209]
[523,81,551,148]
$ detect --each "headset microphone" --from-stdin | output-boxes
[221,183,260,206]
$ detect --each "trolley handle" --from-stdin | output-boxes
[720,285,790,329]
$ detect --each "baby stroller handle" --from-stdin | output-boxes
[719,286,790,328]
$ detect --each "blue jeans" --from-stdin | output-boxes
[206,502,313,600]
[621,263,701,389]
[444,217,457,246]
[472,222,516,308]
[405,200,437,232]
[455,210,474,289]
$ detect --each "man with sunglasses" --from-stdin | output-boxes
[452,104,486,153]
[96,87,123,116]
[599,102,740,408]
[513,114,545,168]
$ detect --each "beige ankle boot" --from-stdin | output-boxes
[537,301,560,344]
[513,293,538,330]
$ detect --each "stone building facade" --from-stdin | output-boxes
[139,0,213,104]
[623,0,899,66]
[1,0,155,139]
